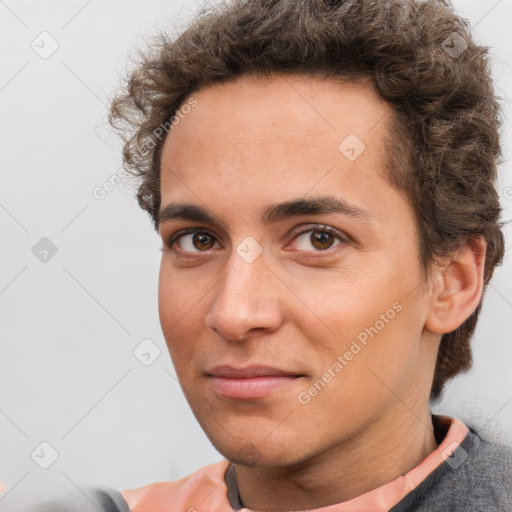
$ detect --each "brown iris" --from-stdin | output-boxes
[193,232,215,250]
[310,230,335,250]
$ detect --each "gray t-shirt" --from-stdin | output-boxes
[14,423,512,512]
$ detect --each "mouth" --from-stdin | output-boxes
[206,365,305,401]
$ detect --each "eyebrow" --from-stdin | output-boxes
[158,196,373,228]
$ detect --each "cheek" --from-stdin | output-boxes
[294,257,427,376]
[158,256,210,323]
[296,304,425,435]
[335,297,426,396]
[158,262,204,361]
[288,263,403,339]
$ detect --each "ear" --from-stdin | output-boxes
[424,237,486,334]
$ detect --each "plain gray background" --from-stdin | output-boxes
[1,0,511,508]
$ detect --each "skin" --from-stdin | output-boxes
[157,73,485,510]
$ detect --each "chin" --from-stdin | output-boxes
[223,442,268,466]
[204,427,309,468]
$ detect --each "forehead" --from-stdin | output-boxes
[160,73,396,215]
[164,73,391,157]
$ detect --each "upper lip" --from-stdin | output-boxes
[207,365,303,378]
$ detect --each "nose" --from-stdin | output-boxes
[205,246,283,342]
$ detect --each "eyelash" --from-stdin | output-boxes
[164,225,349,259]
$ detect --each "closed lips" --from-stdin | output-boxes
[207,366,304,378]
[206,365,306,400]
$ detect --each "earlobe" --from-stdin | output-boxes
[424,237,486,334]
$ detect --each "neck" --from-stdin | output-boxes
[233,406,439,511]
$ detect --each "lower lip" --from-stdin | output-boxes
[209,375,301,400]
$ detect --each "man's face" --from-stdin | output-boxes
[158,74,438,467]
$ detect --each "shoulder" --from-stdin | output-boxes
[455,426,512,496]
[8,461,231,512]
[121,460,231,512]
[467,425,512,468]
[391,426,512,512]
[7,488,130,512]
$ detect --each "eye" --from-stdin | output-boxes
[165,225,348,256]
[168,229,221,253]
[290,225,346,252]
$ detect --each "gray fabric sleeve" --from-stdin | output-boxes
[389,427,512,512]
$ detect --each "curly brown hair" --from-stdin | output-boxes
[109,0,505,403]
